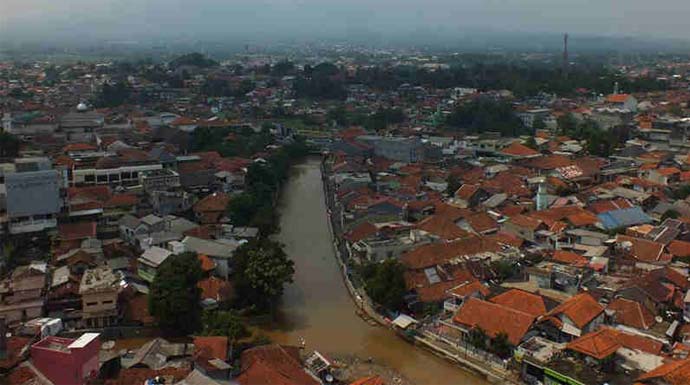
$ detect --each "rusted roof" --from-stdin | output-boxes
[237,345,319,385]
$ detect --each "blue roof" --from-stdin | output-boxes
[597,207,652,230]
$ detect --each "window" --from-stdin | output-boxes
[97,175,108,183]
[85,174,95,182]
[86,302,98,307]
[102,300,114,305]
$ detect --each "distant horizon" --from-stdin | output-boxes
[4,0,690,53]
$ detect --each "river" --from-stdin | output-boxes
[262,158,488,385]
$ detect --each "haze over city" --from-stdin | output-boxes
[6,1,690,385]
[3,0,690,45]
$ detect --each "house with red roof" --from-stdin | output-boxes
[236,345,320,385]
[193,192,231,224]
[605,93,638,112]
[540,293,605,342]
[500,141,541,159]
[451,297,537,346]
[566,327,663,372]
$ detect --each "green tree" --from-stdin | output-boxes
[468,327,488,351]
[95,82,130,107]
[446,98,525,137]
[227,193,258,227]
[491,260,517,281]
[662,209,681,221]
[360,259,407,311]
[557,113,578,135]
[149,252,203,335]
[0,132,20,158]
[524,136,538,150]
[169,52,218,68]
[446,174,462,197]
[200,310,250,342]
[674,184,690,200]
[232,240,295,312]
[490,332,514,359]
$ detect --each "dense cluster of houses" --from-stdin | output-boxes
[4,53,690,385]
[328,120,690,384]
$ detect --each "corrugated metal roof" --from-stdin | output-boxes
[597,207,652,230]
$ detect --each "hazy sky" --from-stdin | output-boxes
[2,0,690,43]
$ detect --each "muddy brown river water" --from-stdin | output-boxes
[260,158,488,385]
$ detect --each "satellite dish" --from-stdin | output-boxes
[325,374,334,383]
[77,102,88,112]
[655,316,664,323]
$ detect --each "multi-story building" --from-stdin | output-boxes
[79,268,122,328]
[139,168,181,192]
[355,135,423,163]
[2,158,62,234]
[31,333,101,385]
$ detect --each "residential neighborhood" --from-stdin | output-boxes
[4,37,690,385]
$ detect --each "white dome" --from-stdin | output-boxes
[77,102,88,112]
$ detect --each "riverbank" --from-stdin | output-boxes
[318,158,522,385]
[265,158,489,385]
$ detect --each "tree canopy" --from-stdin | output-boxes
[200,310,250,342]
[445,98,526,137]
[294,62,347,100]
[95,82,131,108]
[232,239,295,312]
[170,52,218,68]
[360,259,407,311]
[148,252,203,335]
[0,132,20,158]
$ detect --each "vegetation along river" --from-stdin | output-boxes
[262,158,488,385]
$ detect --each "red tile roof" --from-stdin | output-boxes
[486,231,524,248]
[237,345,319,385]
[194,336,229,361]
[0,337,31,370]
[501,142,540,157]
[668,240,690,258]
[552,250,589,268]
[349,376,385,385]
[509,214,543,231]
[417,215,470,240]
[545,293,604,329]
[455,184,480,200]
[197,276,232,302]
[637,357,690,384]
[198,254,216,272]
[616,234,665,263]
[606,94,632,103]
[489,289,547,318]
[453,297,535,345]
[7,366,36,385]
[62,142,97,152]
[448,280,491,299]
[608,297,656,330]
[104,367,191,385]
[104,193,138,208]
[566,328,620,360]
[58,222,97,241]
[401,236,500,270]
[194,192,231,213]
[465,212,498,233]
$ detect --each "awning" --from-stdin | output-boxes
[392,314,418,330]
